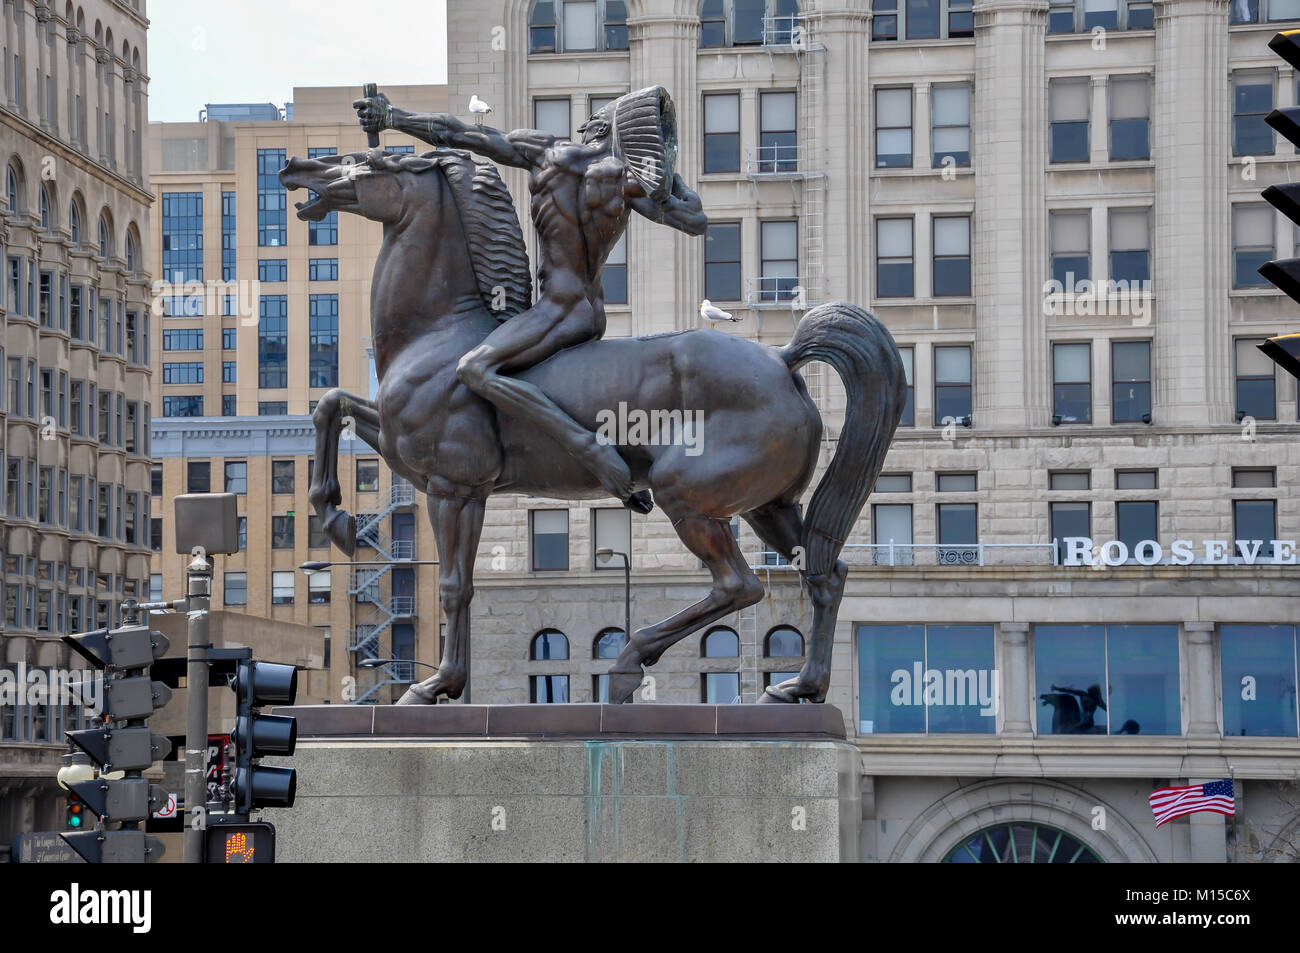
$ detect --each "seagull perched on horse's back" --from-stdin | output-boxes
[699,299,739,323]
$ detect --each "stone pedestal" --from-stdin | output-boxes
[266,704,859,863]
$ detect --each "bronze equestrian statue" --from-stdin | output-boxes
[285,88,905,705]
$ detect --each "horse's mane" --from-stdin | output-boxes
[370,148,532,319]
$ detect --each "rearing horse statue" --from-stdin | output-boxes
[281,148,906,705]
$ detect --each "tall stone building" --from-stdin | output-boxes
[0,0,152,858]
[146,86,448,709]
[440,0,1300,861]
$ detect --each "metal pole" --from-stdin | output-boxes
[623,554,631,650]
[183,552,211,863]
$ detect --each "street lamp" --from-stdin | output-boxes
[596,548,632,654]
[299,559,440,573]
[358,658,439,672]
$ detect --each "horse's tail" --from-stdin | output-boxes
[779,302,907,577]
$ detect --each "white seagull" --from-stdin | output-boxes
[469,95,493,125]
[699,299,739,323]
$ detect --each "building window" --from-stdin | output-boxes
[187,461,211,494]
[875,87,912,168]
[151,518,163,552]
[701,625,740,702]
[162,362,204,384]
[759,91,797,172]
[933,344,972,424]
[1108,75,1150,160]
[258,259,288,282]
[162,329,204,351]
[759,220,798,302]
[936,502,977,562]
[765,626,803,658]
[237,516,248,551]
[1052,342,1092,424]
[594,628,627,659]
[1231,0,1300,22]
[857,624,996,733]
[705,222,742,301]
[272,460,295,494]
[529,0,629,53]
[1233,70,1275,157]
[531,510,569,571]
[533,98,570,140]
[1232,205,1274,288]
[703,93,740,173]
[307,147,340,245]
[258,401,287,415]
[1109,208,1150,284]
[1050,500,1090,564]
[222,191,237,281]
[871,500,913,564]
[1111,340,1151,423]
[1049,78,1090,163]
[257,149,288,246]
[531,629,570,660]
[309,571,331,604]
[356,459,380,492]
[223,360,237,383]
[897,347,915,426]
[258,295,288,388]
[876,217,914,297]
[1050,210,1090,289]
[223,327,237,350]
[530,675,570,703]
[1221,626,1297,736]
[308,513,330,549]
[309,258,338,281]
[223,395,237,416]
[1115,495,1157,559]
[1036,624,1179,735]
[593,508,631,569]
[1233,468,1277,559]
[224,572,248,606]
[271,571,295,606]
[1235,337,1276,420]
[151,463,163,497]
[603,234,627,304]
[160,192,203,284]
[698,0,800,47]
[932,84,971,168]
[932,216,971,296]
[871,0,973,40]
[309,294,340,388]
[225,461,248,494]
[1048,0,1152,31]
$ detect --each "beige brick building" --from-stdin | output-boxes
[436,0,1300,861]
[0,0,152,857]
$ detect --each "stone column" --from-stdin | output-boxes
[999,622,1033,735]
[34,3,50,131]
[1184,621,1219,737]
[123,66,136,181]
[972,0,1050,430]
[65,25,78,145]
[1089,75,1107,164]
[5,0,20,112]
[1189,805,1228,861]
[94,45,109,165]
[1153,0,1231,426]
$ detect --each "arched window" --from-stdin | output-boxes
[531,628,570,660]
[529,0,629,54]
[39,183,52,230]
[765,625,803,658]
[98,212,113,258]
[69,196,83,244]
[944,823,1102,863]
[125,229,139,273]
[698,0,798,48]
[702,626,739,657]
[593,627,627,659]
[5,162,22,214]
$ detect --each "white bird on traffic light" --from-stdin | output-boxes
[699,299,739,323]
[469,95,492,125]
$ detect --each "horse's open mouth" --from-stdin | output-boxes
[293,193,329,222]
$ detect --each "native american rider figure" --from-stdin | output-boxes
[354,86,707,514]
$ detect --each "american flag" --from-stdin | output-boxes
[1148,779,1235,828]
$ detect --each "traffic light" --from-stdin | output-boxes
[60,618,171,863]
[229,659,298,814]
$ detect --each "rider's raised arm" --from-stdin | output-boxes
[627,172,708,236]
[355,94,555,169]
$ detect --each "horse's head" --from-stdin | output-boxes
[280,149,435,226]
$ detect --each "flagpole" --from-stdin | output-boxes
[1229,764,1239,861]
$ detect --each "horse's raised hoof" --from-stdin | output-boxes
[323,509,357,556]
[606,668,644,704]
[623,490,654,515]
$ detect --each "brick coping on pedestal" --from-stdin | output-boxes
[273,703,847,741]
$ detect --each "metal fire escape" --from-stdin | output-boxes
[348,479,419,704]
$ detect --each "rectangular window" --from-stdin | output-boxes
[875,87,912,168]
[1036,624,1180,735]
[531,509,569,571]
[161,396,203,418]
[272,514,295,549]
[1221,626,1296,736]
[271,571,295,606]
[1234,499,1277,558]
[306,148,340,246]
[309,294,339,388]
[223,395,237,416]
[603,234,627,304]
[309,571,331,604]
[704,222,742,301]
[759,91,797,173]
[188,461,211,494]
[237,516,247,551]
[1232,205,1274,288]
[163,328,204,350]
[703,93,740,173]
[1116,500,1157,556]
[1111,340,1151,423]
[224,461,248,494]
[258,259,288,282]
[873,0,899,38]
[876,217,914,297]
[161,191,204,284]
[760,220,798,302]
[531,675,571,704]
[933,344,972,423]
[271,460,295,494]
[1050,502,1090,563]
[1049,78,1090,163]
[223,572,248,606]
[563,0,598,49]
[936,502,977,560]
[856,624,996,734]
[1236,337,1276,420]
[150,463,163,497]
[533,98,570,140]
[308,513,330,549]
[906,0,941,37]
[356,459,380,492]
[932,216,971,296]
[223,327,237,349]
[257,149,288,246]
[258,401,287,415]
[1050,210,1090,289]
[1108,75,1150,160]
[1234,70,1275,157]
[258,295,288,388]
[931,84,971,168]
[309,258,338,281]
[223,360,237,383]
[1109,208,1150,284]
[593,508,632,570]
[873,503,913,565]
[162,362,204,384]
[1052,342,1092,423]
[898,346,915,426]
[222,190,237,281]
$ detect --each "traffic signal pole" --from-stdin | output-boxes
[184,550,211,864]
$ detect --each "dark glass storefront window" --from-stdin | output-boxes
[857,624,995,734]
[1221,625,1297,737]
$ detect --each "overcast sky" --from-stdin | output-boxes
[147,0,448,123]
